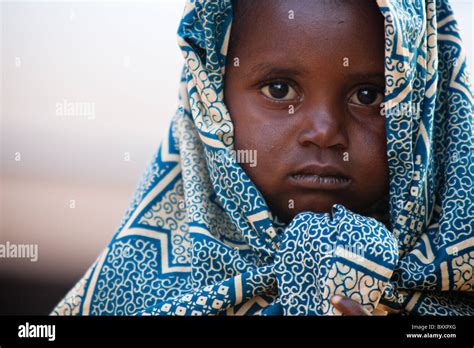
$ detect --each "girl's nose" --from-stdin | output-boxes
[297,108,348,149]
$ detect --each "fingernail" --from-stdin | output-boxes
[331,295,343,304]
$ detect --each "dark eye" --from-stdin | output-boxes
[349,87,383,106]
[261,82,298,101]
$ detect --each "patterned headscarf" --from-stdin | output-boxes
[53,0,473,316]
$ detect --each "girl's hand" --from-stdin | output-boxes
[330,295,372,316]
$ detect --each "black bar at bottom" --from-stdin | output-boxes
[0,315,472,346]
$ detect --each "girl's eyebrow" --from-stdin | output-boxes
[246,62,309,79]
[344,71,385,85]
[245,62,385,83]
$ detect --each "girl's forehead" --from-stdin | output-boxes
[232,0,382,25]
[231,0,384,45]
[229,0,385,71]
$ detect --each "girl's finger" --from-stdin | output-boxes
[330,295,372,316]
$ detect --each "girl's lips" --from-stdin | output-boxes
[289,173,352,190]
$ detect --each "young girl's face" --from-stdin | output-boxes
[224,0,389,224]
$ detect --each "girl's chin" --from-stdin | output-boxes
[272,199,389,225]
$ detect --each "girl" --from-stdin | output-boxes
[53,0,473,316]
